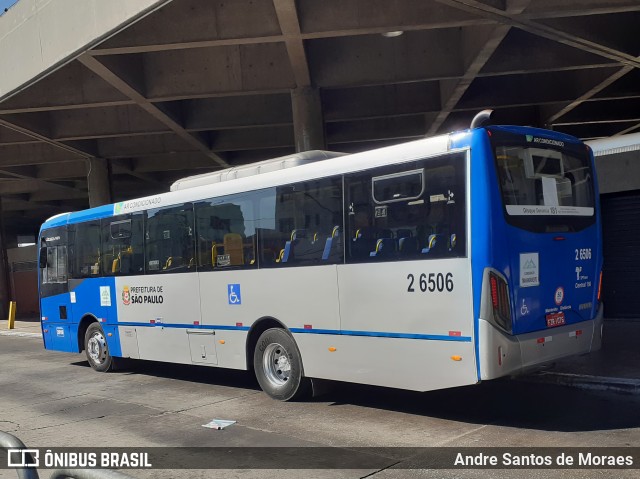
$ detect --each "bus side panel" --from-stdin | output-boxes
[295,334,477,391]
[114,274,201,364]
[198,266,341,370]
[41,292,75,353]
[326,259,477,390]
[69,277,122,357]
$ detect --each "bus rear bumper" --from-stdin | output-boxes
[479,303,603,380]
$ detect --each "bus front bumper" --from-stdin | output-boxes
[478,303,603,381]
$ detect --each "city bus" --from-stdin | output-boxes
[38,116,603,401]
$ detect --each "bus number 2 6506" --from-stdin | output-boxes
[407,273,454,293]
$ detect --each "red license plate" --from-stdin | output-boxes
[546,312,565,328]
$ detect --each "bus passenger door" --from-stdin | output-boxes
[67,220,115,353]
[39,226,74,352]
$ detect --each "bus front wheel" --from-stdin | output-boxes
[84,322,115,372]
[254,328,310,401]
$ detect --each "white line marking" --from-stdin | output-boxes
[0,331,41,338]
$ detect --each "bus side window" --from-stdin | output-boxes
[195,195,256,271]
[71,221,101,278]
[345,153,466,263]
[101,214,144,276]
[145,204,195,274]
[262,178,343,267]
[42,245,67,284]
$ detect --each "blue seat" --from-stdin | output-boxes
[322,226,342,261]
[352,227,376,259]
[422,234,446,255]
[370,238,396,257]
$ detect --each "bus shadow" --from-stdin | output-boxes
[322,378,640,433]
[69,359,262,391]
[70,359,639,432]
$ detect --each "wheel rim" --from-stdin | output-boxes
[87,330,108,365]
[262,342,292,387]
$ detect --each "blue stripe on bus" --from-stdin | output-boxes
[291,328,471,341]
[116,321,470,342]
[117,322,251,331]
[41,204,115,229]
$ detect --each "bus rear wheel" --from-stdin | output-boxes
[84,322,114,372]
[254,328,310,401]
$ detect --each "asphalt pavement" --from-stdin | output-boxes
[523,319,640,395]
[2,317,638,395]
[1,318,640,479]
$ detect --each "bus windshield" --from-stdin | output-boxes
[493,139,595,233]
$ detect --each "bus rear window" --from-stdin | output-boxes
[494,144,595,232]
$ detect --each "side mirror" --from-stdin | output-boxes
[39,247,47,268]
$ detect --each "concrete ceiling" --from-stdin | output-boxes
[1,0,639,237]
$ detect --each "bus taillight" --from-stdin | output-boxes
[490,275,499,307]
[597,271,603,302]
[489,272,512,333]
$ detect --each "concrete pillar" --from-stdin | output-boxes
[87,158,112,208]
[0,198,11,320]
[291,87,326,152]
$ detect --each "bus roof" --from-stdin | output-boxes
[40,131,457,231]
[170,150,346,191]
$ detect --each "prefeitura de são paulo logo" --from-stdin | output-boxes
[122,285,131,305]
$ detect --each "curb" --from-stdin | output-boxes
[522,371,640,395]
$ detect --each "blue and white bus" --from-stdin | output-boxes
[38,116,603,400]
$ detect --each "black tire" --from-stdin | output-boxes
[84,322,115,372]
[253,328,310,401]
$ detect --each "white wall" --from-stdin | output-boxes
[595,151,640,195]
[588,134,640,195]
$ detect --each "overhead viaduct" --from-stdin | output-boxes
[0,0,639,317]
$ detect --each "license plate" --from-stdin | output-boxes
[546,312,565,328]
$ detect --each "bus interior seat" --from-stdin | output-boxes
[163,256,172,269]
[224,233,244,266]
[291,228,324,264]
[322,225,341,261]
[279,228,303,264]
[91,254,100,275]
[163,256,185,270]
[370,237,396,257]
[281,241,292,263]
[352,227,376,259]
[421,234,446,255]
[117,246,134,274]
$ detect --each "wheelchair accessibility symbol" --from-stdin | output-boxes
[520,299,529,316]
[228,284,242,305]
